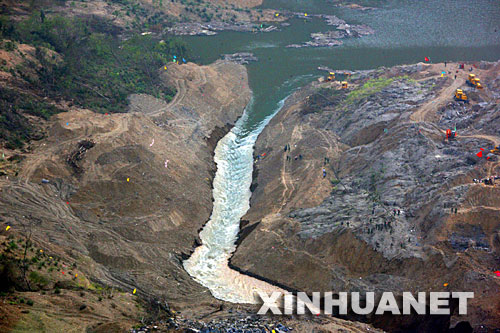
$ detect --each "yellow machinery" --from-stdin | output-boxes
[454,89,469,103]
[341,81,348,89]
[491,146,500,155]
[326,72,335,81]
[467,74,483,89]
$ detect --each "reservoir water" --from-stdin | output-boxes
[183,0,500,303]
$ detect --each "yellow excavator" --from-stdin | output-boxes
[341,81,348,89]
[491,146,500,155]
[466,74,483,89]
[326,72,335,82]
[454,89,469,103]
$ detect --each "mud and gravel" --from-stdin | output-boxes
[231,61,500,331]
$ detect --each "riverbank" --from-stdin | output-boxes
[0,60,253,330]
[231,61,500,331]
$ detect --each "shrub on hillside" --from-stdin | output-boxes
[3,13,187,114]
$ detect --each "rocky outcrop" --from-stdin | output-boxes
[287,14,374,48]
[166,22,277,36]
[222,52,258,65]
[231,62,500,331]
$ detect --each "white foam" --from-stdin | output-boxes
[184,97,287,304]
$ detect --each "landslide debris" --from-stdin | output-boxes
[232,61,500,331]
[66,139,95,175]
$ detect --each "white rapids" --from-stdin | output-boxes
[183,99,286,304]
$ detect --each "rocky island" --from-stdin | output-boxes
[287,15,375,48]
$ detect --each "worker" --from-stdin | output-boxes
[322,168,326,178]
[284,145,287,152]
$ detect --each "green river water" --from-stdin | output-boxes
[182,0,500,304]
[182,0,500,133]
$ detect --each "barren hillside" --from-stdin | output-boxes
[0,60,252,330]
[232,61,500,331]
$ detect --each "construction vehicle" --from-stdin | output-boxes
[445,129,457,141]
[326,72,335,82]
[341,81,348,89]
[490,146,500,155]
[466,74,483,89]
[454,89,469,103]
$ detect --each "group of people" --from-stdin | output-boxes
[283,145,330,178]
[286,154,302,162]
[367,220,393,234]
[283,144,303,162]
[473,175,499,185]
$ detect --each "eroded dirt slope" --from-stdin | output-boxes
[232,61,500,331]
[0,60,251,328]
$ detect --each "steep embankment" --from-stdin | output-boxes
[231,61,500,331]
[0,60,251,329]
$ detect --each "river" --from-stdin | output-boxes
[183,0,500,304]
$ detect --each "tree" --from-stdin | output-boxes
[19,219,35,291]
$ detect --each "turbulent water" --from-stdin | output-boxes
[182,0,500,303]
[183,99,287,303]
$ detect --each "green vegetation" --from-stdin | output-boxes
[330,178,340,186]
[0,12,188,148]
[368,168,383,203]
[28,271,49,287]
[398,75,417,84]
[345,77,395,104]
[7,240,18,250]
[2,13,187,113]
[0,87,64,149]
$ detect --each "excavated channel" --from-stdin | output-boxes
[183,99,287,303]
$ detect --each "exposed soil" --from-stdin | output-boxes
[232,61,500,331]
[0,60,252,331]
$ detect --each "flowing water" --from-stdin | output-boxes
[183,99,288,303]
[183,0,500,303]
